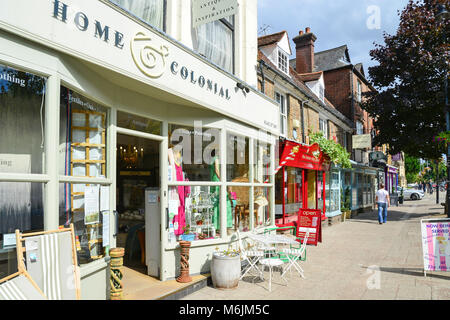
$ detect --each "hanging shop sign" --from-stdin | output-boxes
[296,208,322,246]
[420,219,450,275]
[192,0,238,28]
[352,134,371,149]
[278,140,330,172]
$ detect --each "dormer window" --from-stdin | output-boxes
[278,49,288,74]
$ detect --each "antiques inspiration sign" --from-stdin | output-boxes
[192,0,238,28]
[421,219,450,274]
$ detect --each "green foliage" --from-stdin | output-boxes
[309,131,352,169]
[340,186,351,211]
[405,154,421,176]
[361,0,449,159]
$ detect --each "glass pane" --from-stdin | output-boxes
[169,185,220,242]
[0,182,44,278]
[59,183,106,265]
[168,124,220,182]
[227,133,249,182]
[254,187,270,227]
[253,140,271,183]
[60,87,109,177]
[117,111,161,135]
[194,19,233,73]
[110,0,165,30]
[0,64,46,174]
[229,186,250,232]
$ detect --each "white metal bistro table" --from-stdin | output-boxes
[246,233,298,291]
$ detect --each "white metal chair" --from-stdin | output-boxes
[259,257,287,292]
[236,230,265,281]
[281,231,309,279]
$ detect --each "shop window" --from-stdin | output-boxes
[275,168,302,214]
[59,183,107,265]
[117,111,161,135]
[0,182,44,278]
[254,187,271,227]
[168,185,221,242]
[168,124,220,182]
[328,171,340,213]
[109,0,165,31]
[193,16,234,73]
[59,87,109,178]
[227,132,249,182]
[253,140,271,184]
[0,64,47,174]
[228,186,250,232]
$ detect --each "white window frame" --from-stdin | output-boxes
[356,120,364,135]
[357,80,362,103]
[277,48,288,75]
[319,118,328,139]
[276,92,287,137]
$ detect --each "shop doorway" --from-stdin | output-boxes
[116,132,161,275]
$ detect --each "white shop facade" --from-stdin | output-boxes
[0,0,279,299]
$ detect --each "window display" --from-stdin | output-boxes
[60,87,108,178]
[59,183,105,264]
[227,133,249,182]
[254,187,270,227]
[0,64,46,174]
[228,186,250,232]
[253,140,271,183]
[168,124,220,182]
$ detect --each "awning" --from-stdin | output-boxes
[275,140,331,174]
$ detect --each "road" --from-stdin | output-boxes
[182,193,450,300]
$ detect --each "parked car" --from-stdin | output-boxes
[397,187,424,200]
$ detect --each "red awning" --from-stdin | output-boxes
[278,140,331,172]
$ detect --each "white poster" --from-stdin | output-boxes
[84,185,100,225]
[102,212,110,247]
[421,219,450,273]
[100,186,110,212]
[192,0,238,28]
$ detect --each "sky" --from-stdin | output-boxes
[257,0,411,77]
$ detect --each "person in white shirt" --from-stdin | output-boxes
[375,183,390,224]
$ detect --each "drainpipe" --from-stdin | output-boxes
[300,100,306,143]
[258,60,266,94]
[350,65,355,160]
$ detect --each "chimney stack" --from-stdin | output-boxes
[292,27,317,74]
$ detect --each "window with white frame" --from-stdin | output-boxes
[356,120,364,135]
[319,84,325,102]
[278,49,288,74]
[276,92,287,136]
[357,80,362,103]
[319,118,328,139]
[109,0,165,31]
[193,16,234,74]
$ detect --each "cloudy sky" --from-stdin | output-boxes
[257,0,411,77]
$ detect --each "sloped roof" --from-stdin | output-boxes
[289,45,351,72]
[258,49,353,128]
[258,30,287,47]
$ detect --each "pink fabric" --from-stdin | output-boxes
[426,225,435,271]
[173,164,186,236]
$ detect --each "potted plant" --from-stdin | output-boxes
[210,247,241,290]
[340,187,351,220]
[196,216,204,226]
[180,224,195,241]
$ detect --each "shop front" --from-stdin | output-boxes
[385,165,399,205]
[274,139,331,227]
[0,0,279,299]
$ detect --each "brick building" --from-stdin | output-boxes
[257,30,353,221]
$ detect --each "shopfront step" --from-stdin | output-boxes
[158,275,210,300]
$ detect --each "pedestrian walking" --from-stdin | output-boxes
[375,183,390,224]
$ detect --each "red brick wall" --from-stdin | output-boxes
[322,68,352,120]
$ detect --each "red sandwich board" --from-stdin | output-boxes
[296,208,322,246]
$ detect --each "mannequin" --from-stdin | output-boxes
[210,149,232,232]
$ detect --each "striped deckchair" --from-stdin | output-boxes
[15,224,81,300]
[0,271,46,300]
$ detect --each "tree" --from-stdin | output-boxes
[405,154,421,182]
[362,0,449,160]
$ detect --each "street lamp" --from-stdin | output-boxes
[436,4,449,216]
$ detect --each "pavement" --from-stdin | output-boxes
[181,192,450,300]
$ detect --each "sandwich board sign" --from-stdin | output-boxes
[296,209,322,246]
[420,218,450,276]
